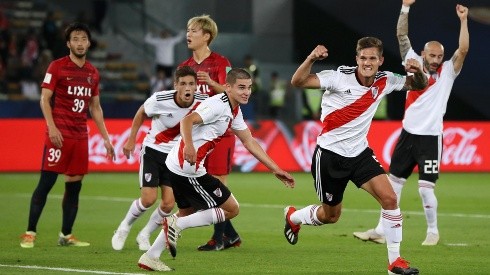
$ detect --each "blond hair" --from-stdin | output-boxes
[187,14,218,45]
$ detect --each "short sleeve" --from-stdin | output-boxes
[316,69,337,91]
[231,108,248,131]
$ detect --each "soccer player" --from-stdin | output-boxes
[111,66,207,251]
[178,14,240,251]
[283,37,427,275]
[353,1,469,247]
[137,68,295,271]
[20,22,115,248]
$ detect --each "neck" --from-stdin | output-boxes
[193,47,211,64]
[69,54,86,67]
[356,70,375,87]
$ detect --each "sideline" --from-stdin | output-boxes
[0,264,146,274]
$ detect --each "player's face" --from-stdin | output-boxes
[174,75,197,107]
[356,47,383,79]
[186,23,209,51]
[67,30,90,58]
[422,46,444,74]
[227,78,253,107]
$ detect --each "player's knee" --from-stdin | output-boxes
[140,197,157,208]
[159,200,175,213]
[380,193,398,210]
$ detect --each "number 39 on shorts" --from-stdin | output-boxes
[48,148,62,163]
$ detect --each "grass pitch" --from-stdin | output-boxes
[0,172,489,274]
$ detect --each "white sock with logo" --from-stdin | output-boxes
[290,205,323,226]
[418,180,438,234]
[145,229,166,259]
[382,208,403,264]
[375,175,406,235]
[176,208,226,230]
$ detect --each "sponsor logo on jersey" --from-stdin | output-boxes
[167,113,173,118]
[343,89,351,95]
[213,188,222,197]
[145,173,152,182]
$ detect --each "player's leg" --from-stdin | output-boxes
[112,147,161,250]
[417,134,441,245]
[199,134,237,251]
[284,146,347,245]
[137,185,174,250]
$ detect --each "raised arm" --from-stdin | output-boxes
[452,4,469,74]
[290,45,328,89]
[396,0,416,59]
[403,58,428,91]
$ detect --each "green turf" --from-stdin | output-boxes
[1,172,489,274]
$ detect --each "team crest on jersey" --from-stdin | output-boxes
[325,192,333,202]
[213,188,223,197]
[87,76,92,85]
[371,87,379,99]
[144,173,152,182]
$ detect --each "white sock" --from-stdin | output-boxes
[418,180,438,234]
[139,207,171,236]
[121,198,149,229]
[290,205,323,226]
[177,208,225,230]
[375,175,406,235]
[382,208,403,264]
[145,229,166,259]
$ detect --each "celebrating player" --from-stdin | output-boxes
[353,1,469,246]
[283,37,427,274]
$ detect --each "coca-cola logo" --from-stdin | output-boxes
[88,125,150,165]
[383,127,482,166]
[291,121,322,171]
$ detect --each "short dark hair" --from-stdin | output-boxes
[356,36,383,56]
[174,66,197,82]
[226,68,251,85]
[65,22,91,42]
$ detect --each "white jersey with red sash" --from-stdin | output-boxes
[402,48,459,136]
[317,66,406,157]
[166,93,248,177]
[143,90,207,153]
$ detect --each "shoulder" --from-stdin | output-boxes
[179,57,194,67]
[154,90,176,101]
[194,93,208,101]
[210,52,231,65]
[337,65,356,75]
[84,60,99,73]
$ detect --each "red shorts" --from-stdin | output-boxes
[41,136,89,175]
[204,133,235,176]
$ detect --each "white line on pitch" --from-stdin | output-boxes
[7,193,490,219]
[0,264,145,274]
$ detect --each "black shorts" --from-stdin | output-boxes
[169,172,232,211]
[139,146,171,188]
[311,146,386,206]
[389,129,441,182]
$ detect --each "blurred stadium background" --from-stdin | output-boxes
[0,0,489,173]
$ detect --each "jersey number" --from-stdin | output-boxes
[48,148,62,163]
[72,99,85,113]
[424,160,439,174]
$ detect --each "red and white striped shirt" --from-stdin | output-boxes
[317,66,406,157]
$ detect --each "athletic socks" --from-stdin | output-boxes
[139,207,170,236]
[224,220,239,239]
[290,205,323,226]
[382,208,403,264]
[61,180,82,235]
[177,208,225,230]
[121,198,149,229]
[418,180,438,234]
[374,175,407,235]
[27,171,58,232]
[146,229,167,259]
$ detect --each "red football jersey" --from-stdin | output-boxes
[41,56,100,139]
[179,52,231,96]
